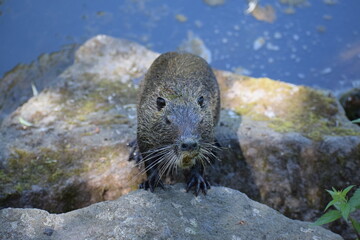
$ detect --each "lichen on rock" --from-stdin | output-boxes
[0,185,343,240]
[0,36,157,213]
[217,73,360,141]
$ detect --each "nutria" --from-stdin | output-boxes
[133,52,220,196]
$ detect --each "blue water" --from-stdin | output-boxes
[1,0,359,91]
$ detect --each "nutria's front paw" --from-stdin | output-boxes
[139,172,164,192]
[186,173,211,196]
[127,139,142,163]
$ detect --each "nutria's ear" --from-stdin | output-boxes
[197,96,204,108]
[156,97,166,110]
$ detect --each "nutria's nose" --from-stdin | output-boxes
[180,140,199,152]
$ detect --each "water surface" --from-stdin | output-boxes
[1,0,359,91]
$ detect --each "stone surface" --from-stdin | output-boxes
[0,35,359,238]
[213,72,360,219]
[0,44,78,125]
[0,36,158,212]
[0,184,343,240]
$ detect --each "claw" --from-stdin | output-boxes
[196,181,200,196]
[149,182,154,192]
[186,177,195,192]
[186,173,210,196]
[158,180,165,190]
[139,181,150,190]
[139,170,164,192]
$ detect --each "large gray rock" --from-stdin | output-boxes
[0,184,343,240]
[0,36,158,212]
[213,73,360,223]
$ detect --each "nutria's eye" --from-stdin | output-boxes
[197,96,204,108]
[156,97,166,110]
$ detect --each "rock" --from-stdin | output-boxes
[203,0,226,7]
[212,73,360,238]
[0,35,359,238]
[0,44,78,125]
[178,31,212,63]
[0,184,343,240]
[0,36,158,212]
[213,73,360,221]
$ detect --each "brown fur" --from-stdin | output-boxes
[136,52,220,194]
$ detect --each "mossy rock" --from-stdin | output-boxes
[216,73,360,141]
[0,36,155,213]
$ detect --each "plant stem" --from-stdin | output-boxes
[349,217,360,238]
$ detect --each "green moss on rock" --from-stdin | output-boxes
[89,114,129,126]
[2,148,75,192]
[1,144,124,193]
[56,74,137,126]
[223,77,360,140]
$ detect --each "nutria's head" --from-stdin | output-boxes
[138,88,216,172]
[157,93,214,164]
[137,52,220,177]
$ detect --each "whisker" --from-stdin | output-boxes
[198,153,211,165]
[132,146,173,173]
[197,154,206,170]
[138,146,173,163]
[201,148,219,163]
[201,142,224,152]
[128,141,221,187]
[155,146,177,186]
[201,142,222,161]
[127,145,173,185]
[158,150,175,181]
[170,153,178,176]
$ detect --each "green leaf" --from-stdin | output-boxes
[349,188,360,210]
[312,210,342,226]
[343,185,355,196]
[350,217,360,234]
[326,189,336,197]
[339,203,351,221]
[326,187,336,196]
[324,199,338,212]
[352,118,360,123]
[19,117,33,127]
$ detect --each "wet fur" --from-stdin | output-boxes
[136,52,220,195]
